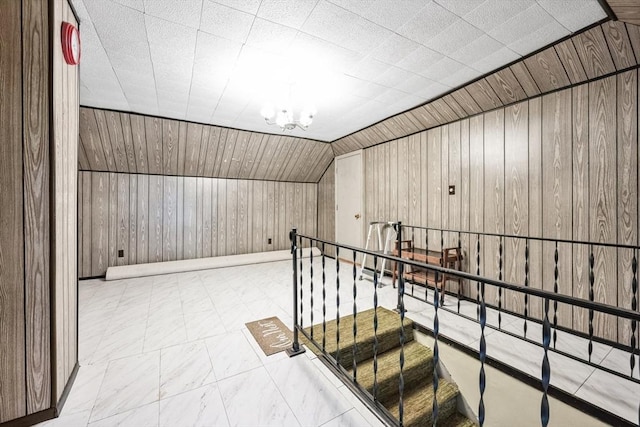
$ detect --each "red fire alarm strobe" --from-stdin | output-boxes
[61,22,80,65]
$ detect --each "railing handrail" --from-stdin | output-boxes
[397,224,640,251]
[295,231,640,323]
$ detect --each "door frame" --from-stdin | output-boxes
[334,150,364,253]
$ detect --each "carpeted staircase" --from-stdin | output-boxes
[303,307,475,427]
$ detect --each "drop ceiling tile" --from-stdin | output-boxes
[290,32,364,72]
[143,0,203,29]
[536,0,607,32]
[395,74,438,96]
[413,80,451,100]
[439,66,482,88]
[375,88,409,105]
[464,0,534,33]
[396,46,445,76]
[488,3,556,46]
[257,0,318,29]
[508,20,568,56]
[435,0,481,17]
[449,34,505,65]
[370,33,421,66]
[200,0,254,43]
[214,0,261,14]
[470,46,520,73]
[346,56,390,81]
[424,18,484,55]
[420,56,467,81]
[110,0,143,11]
[301,0,393,54]
[327,0,428,31]
[397,2,458,45]
[245,18,298,53]
[376,67,419,89]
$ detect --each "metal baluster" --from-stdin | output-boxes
[299,236,304,332]
[440,230,444,305]
[541,297,551,427]
[476,234,481,321]
[478,280,486,427]
[631,250,637,378]
[352,250,358,381]
[373,256,379,401]
[433,272,440,425]
[396,223,404,312]
[425,229,430,304]
[321,244,326,352]
[498,236,503,329]
[335,247,340,356]
[411,226,416,296]
[553,241,559,349]
[310,243,314,342]
[399,258,406,426]
[588,246,595,363]
[287,229,305,356]
[524,239,529,339]
[335,248,341,366]
[457,232,462,314]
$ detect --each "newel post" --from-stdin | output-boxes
[287,228,305,357]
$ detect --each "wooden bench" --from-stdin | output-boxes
[391,239,463,304]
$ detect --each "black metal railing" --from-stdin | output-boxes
[287,226,640,427]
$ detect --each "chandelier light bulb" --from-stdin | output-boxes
[260,105,275,120]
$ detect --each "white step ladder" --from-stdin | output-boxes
[358,221,397,283]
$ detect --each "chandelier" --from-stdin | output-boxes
[260,105,316,131]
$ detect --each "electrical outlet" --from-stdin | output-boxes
[448,185,455,195]
[268,238,272,245]
[117,249,124,258]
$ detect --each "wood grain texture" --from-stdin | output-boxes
[427,128,442,250]
[466,79,503,111]
[469,116,484,234]
[608,0,640,25]
[541,89,573,329]
[524,48,570,93]
[0,0,27,419]
[22,0,51,412]
[148,175,163,263]
[440,127,449,233]
[602,21,636,70]
[589,76,617,340]
[485,68,527,105]
[136,174,149,264]
[504,102,528,313]
[527,97,543,320]
[626,23,640,61]
[79,107,332,182]
[450,88,483,116]
[572,84,590,334]
[574,26,617,79]
[616,70,638,343]
[554,40,587,84]
[163,176,177,261]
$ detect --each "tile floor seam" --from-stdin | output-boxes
[262,358,305,427]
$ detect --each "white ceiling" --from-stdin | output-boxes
[72,0,607,142]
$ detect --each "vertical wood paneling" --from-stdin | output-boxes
[116,174,130,265]
[108,173,118,268]
[81,172,92,277]
[617,70,638,343]
[448,122,461,243]
[162,119,179,175]
[163,176,177,261]
[201,178,212,258]
[148,175,163,263]
[136,174,149,264]
[542,90,573,329]
[237,179,248,254]
[469,116,484,235]
[572,84,590,333]
[504,102,528,314]
[210,178,218,257]
[0,0,26,418]
[130,115,148,174]
[460,119,471,294]
[427,129,442,249]
[317,162,335,257]
[408,134,422,247]
[184,123,203,177]
[91,173,109,275]
[589,76,618,340]
[252,180,264,253]
[22,0,50,412]
[120,114,137,172]
[483,109,504,306]
[105,111,128,172]
[145,117,163,174]
[195,178,204,257]
[440,127,449,234]
[217,178,227,256]
[183,177,197,259]
[128,175,138,265]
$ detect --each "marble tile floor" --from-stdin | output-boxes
[39,257,639,426]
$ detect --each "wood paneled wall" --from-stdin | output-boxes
[317,161,335,256]
[332,21,640,156]
[335,69,639,344]
[0,0,78,423]
[78,172,317,278]
[78,107,334,183]
[53,0,79,403]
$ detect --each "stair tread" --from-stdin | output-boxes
[349,340,434,401]
[302,307,414,368]
[386,379,460,427]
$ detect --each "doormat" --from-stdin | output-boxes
[245,316,293,356]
